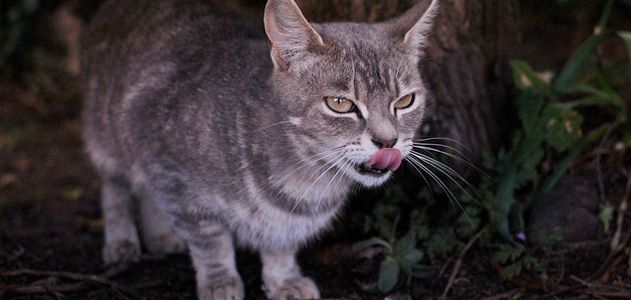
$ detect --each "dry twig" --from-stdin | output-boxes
[0,267,137,299]
[440,226,487,299]
[0,255,164,299]
[611,170,631,251]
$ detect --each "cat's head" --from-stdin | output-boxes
[264,0,439,187]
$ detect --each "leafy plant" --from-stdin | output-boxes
[352,231,434,293]
[488,0,630,244]
[491,244,546,280]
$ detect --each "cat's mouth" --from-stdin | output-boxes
[355,163,390,176]
[354,149,402,177]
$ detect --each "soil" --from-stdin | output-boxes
[2,1,631,299]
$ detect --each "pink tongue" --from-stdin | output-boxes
[367,148,402,172]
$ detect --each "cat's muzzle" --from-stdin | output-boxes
[356,148,402,177]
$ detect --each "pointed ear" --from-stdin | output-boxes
[389,0,440,51]
[264,0,325,71]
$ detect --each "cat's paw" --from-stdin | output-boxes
[265,276,320,300]
[198,276,244,300]
[102,239,141,265]
[145,233,187,254]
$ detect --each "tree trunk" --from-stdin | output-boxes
[422,0,519,164]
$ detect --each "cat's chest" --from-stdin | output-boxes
[218,171,344,249]
[228,201,337,249]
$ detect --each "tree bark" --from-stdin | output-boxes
[421,0,519,163]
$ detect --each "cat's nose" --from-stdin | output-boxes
[372,138,398,149]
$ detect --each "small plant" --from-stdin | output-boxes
[351,230,434,293]
[488,0,631,244]
[491,244,546,280]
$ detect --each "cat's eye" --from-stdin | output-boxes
[325,97,357,114]
[394,94,415,110]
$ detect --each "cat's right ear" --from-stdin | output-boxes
[264,0,325,71]
[389,0,439,54]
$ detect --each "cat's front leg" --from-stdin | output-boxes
[261,248,320,300]
[177,219,244,300]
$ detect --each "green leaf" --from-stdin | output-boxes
[490,166,517,243]
[378,257,400,293]
[403,249,424,264]
[492,244,524,265]
[599,203,615,233]
[351,237,392,253]
[502,262,523,278]
[517,91,544,136]
[491,249,511,265]
[560,84,625,113]
[530,125,610,206]
[510,60,551,92]
[396,257,413,284]
[554,33,609,92]
[394,231,416,257]
[515,146,543,188]
[426,228,459,259]
[597,0,615,30]
[545,109,583,152]
[618,31,631,61]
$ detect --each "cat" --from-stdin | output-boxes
[80,0,439,299]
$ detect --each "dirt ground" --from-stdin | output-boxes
[2,1,631,299]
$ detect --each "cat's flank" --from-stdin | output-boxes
[81,0,438,299]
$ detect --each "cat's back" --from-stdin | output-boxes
[81,0,269,172]
[82,0,264,92]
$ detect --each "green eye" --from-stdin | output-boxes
[325,97,356,113]
[394,94,415,110]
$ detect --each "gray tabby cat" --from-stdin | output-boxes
[81,0,439,298]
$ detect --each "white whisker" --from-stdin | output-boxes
[403,157,435,197]
[270,147,345,188]
[316,158,350,212]
[406,155,472,224]
[290,154,347,213]
[409,152,480,203]
[414,137,473,154]
[253,146,345,199]
[412,143,486,176]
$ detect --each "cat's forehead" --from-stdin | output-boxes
[314,22,399,53]
[312,23,420,98]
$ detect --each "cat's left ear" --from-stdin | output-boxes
[389,0,440,52]
[264,0,325,71]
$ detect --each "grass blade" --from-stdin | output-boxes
[554,33,609,92]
